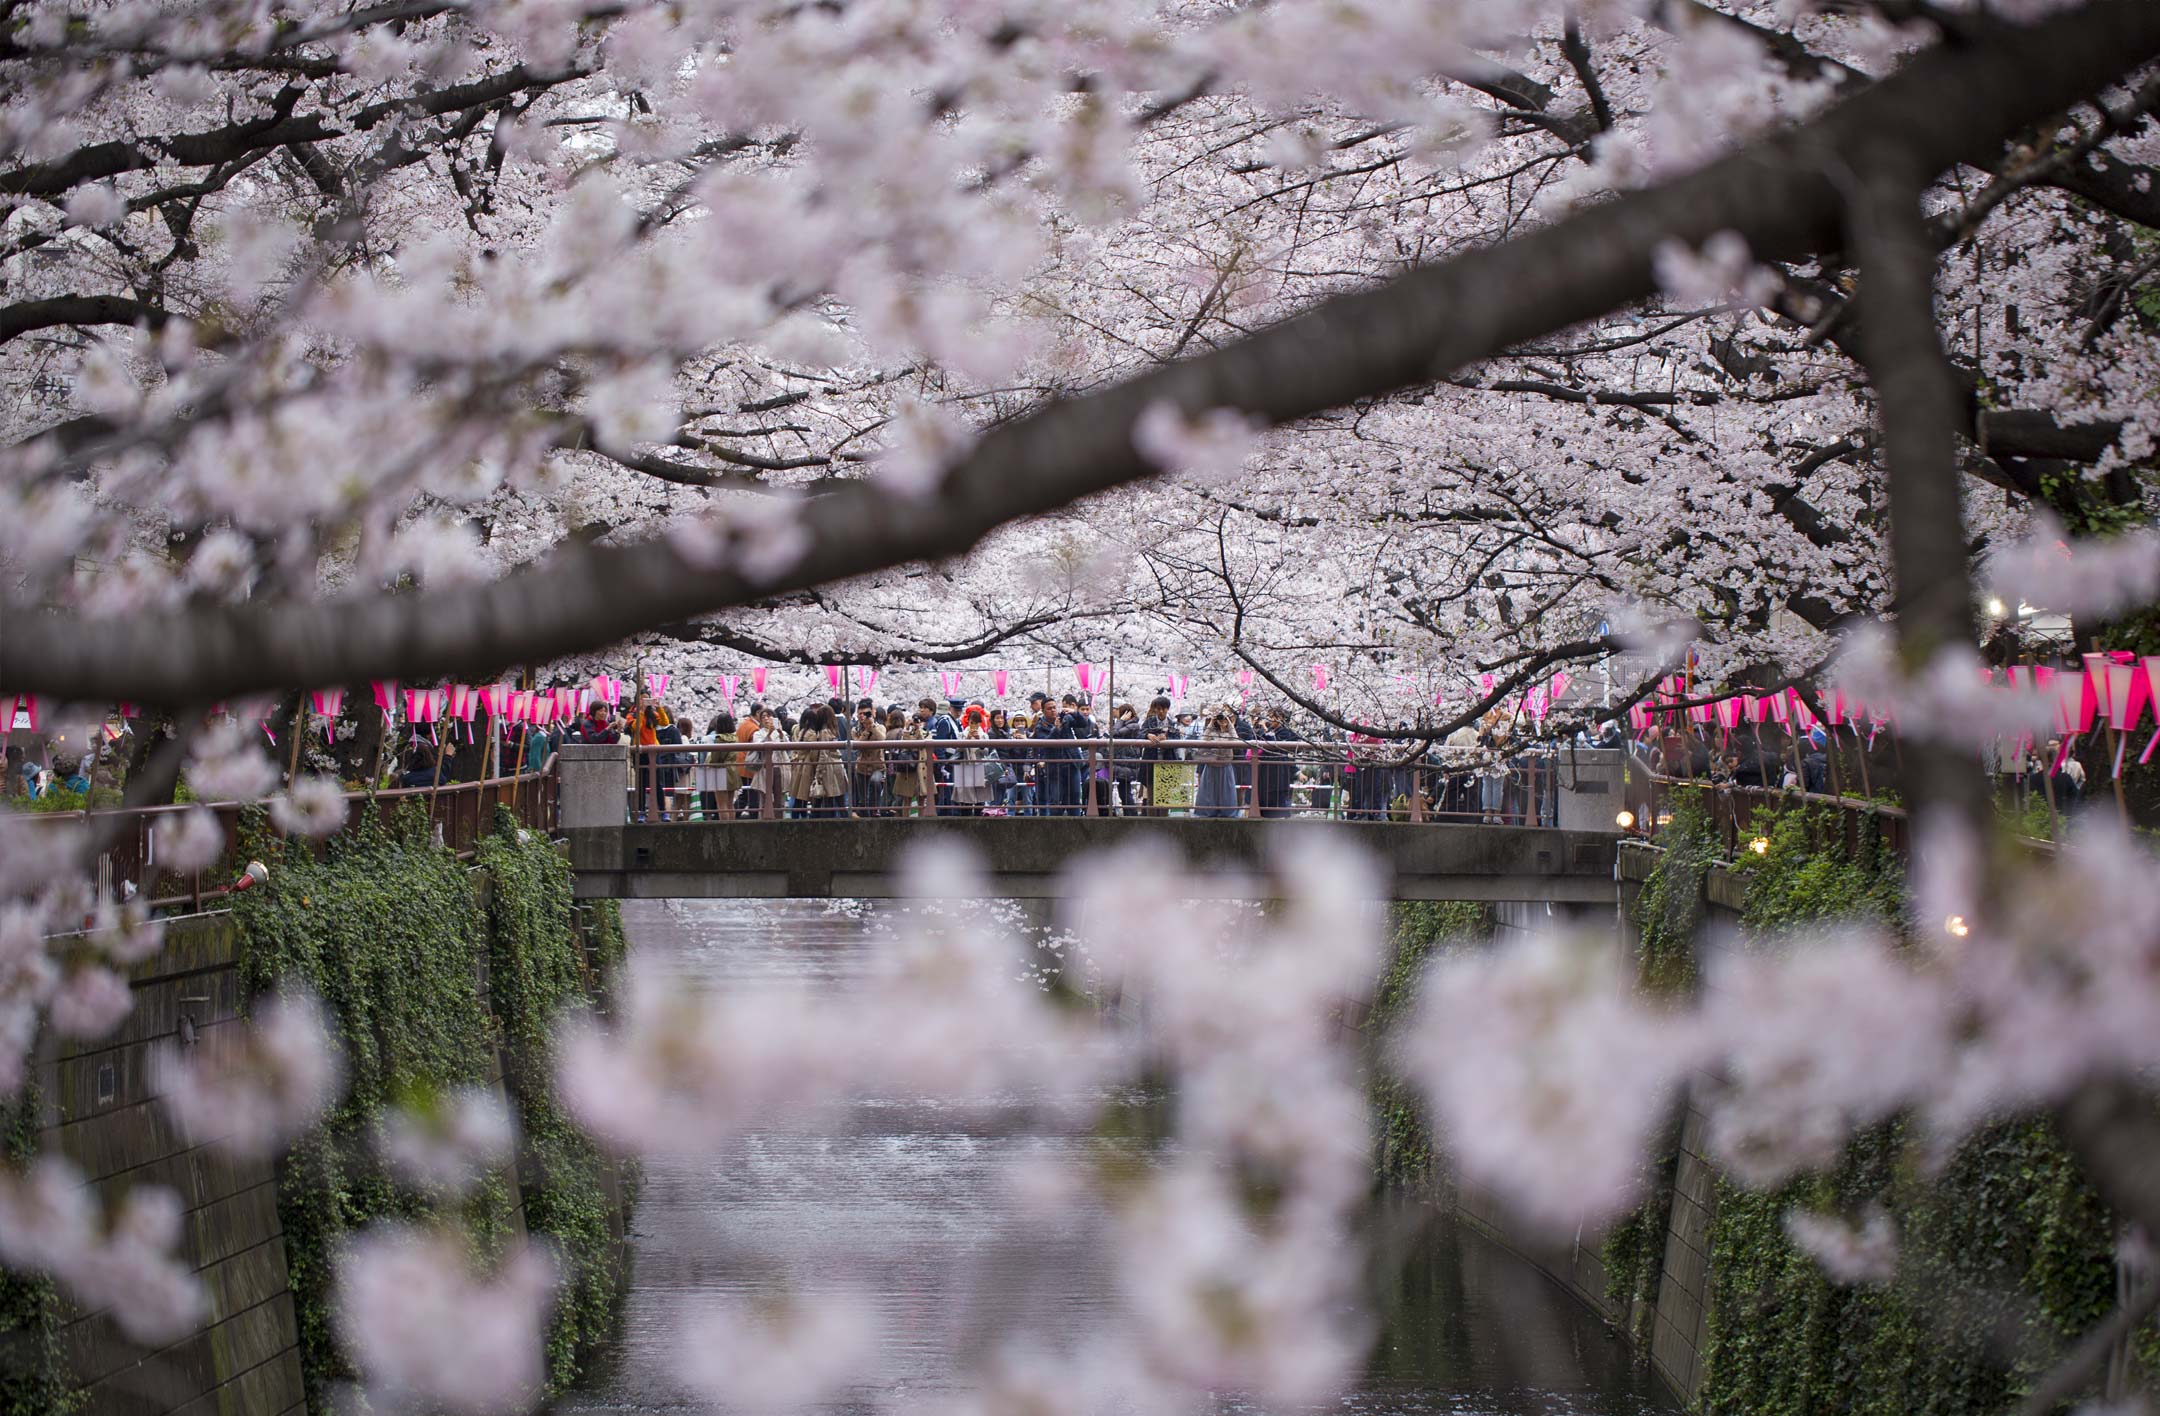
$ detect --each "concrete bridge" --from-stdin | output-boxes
[558,744,1623,904]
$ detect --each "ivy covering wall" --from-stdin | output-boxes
[474,810,632,1391]
[1369,901,1493,1192]
[1607,794,2150,1413]
[234,805,630,1407]
[0,1089,75,1416]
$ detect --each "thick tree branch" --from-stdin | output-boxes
[5,0,2158,704]
[1844,144,1990,830]
[0,294,171,344]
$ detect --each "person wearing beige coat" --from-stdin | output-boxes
[790,703,851,815]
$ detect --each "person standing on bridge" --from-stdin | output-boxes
[1256,707,1297,817]
[1025,705,1060,815]
[695,712,735,820]
[889,709,934,815]
[740,705,783,818]
[949,705,993,816]
[791,703,850,817]
[1058,693,1096,816]
[1136,696,1177,817]
[849,700,886,817]
[1193,709,1241,818]
[917,698,959,812]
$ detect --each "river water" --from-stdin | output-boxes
[562,898,1676,1416]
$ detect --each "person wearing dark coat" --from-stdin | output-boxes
[1029,707,1062,814]
[1056,694,1097,816]
[1256,708,1298,817]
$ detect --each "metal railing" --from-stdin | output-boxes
[12,771,558,914]
[617,738,1562,824]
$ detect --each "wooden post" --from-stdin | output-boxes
[922,734,937,818]
[425,701,449,828]
[2113,726,2130,825]
[2041,752,2060,837]
[286,693,306,787]
[1105,657,1115,816]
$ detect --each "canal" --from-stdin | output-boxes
[563,898,1677,1416]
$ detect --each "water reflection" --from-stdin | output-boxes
[562,900,1674,1416]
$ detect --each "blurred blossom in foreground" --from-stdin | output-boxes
[674,1288,882,1411]
[1784,1206,1899,1285]
[155,805,227,873]
[1401,928,1701,1230]
[1112,1157,1368,1404]
[556,959,850,1154]
[1702,930,1954,1185]
[337,1223,558,1415]
[1987,519,2160,621]
[0,1157,204,1343]
[562,841,1115,1155]
[184,719,280,801]
[378,1087,517,1195]
[156,987,342,1158]
[268,776,350,838]
[1068,834,1383,1403]
[1829,627,2056,751]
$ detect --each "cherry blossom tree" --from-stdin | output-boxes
[2,0,2160,1409]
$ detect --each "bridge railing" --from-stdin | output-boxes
[613,738,1562,824]
[10,770,558,914]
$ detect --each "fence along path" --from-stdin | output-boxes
[620,738,1565,824]
[18,770,559,914]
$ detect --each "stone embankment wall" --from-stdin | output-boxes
[1450,879,1741,1405]
[23,825,630,1416]
[34,911,309,1416]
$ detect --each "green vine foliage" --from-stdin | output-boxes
[1702,1117,2150,1416]
[1731,801,1904,936]
[233,802,629,1407]
[474,809,632,1392]
[1690,801,2147,1414]
[1368,901,1492,1193]
[1601,799,1719,1336]
[0,1089,78,1416]
[1633,787,1716,995]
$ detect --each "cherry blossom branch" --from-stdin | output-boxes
[5,0,2158,704]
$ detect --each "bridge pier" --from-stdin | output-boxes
[558,742,628,831]
[565,815,1621,907]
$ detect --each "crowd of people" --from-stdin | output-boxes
[540,689,1555,823]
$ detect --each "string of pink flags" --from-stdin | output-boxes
[6,654,2157,779]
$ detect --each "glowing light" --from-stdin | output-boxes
[1615,810,1636,829]
[1945,914,1970,938]
[1748,836,1770,855]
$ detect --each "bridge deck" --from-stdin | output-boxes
[565,818,1622,903]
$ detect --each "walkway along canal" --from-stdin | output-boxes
[561,898,1678,1416]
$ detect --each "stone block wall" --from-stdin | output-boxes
[31,847,628,1415]
[34,910,309,1416]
